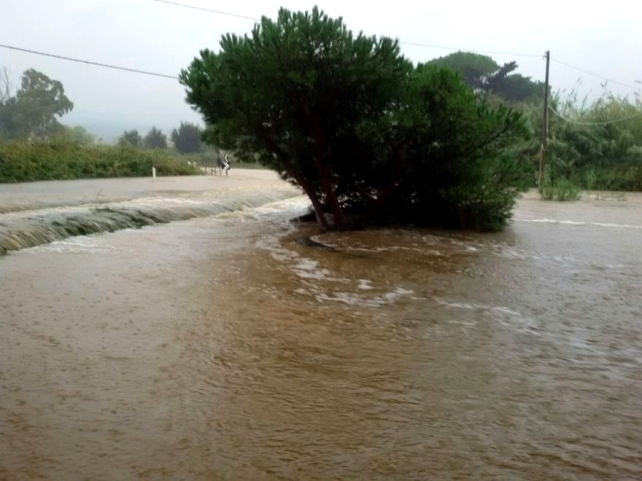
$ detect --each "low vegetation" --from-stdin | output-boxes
[524,92,642,199]
[0,138,199,182]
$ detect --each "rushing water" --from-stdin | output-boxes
[1,176,641,480]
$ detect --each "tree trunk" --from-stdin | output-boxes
[260,131,330,230]
[357,139,410,227]
[307,112,345,229]
[301,183,330,230]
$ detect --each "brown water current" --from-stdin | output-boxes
[1,179,641,480]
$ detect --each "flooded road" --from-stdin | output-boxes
[1,179,641,480]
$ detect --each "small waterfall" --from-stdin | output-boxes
[0,188,302,254]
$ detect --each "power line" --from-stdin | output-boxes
[549,106,642,126]
[149,0,542,59]
[0,43,178,80]
[4,10,638,97]
[399,41,541,58]
[153,1,642,90]
[1,4,543,84]
[150,0,259,20]
[551,57,642,92]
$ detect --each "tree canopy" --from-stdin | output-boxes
[428,51,544,103]
[171,121,203,154]
[0,68,73,139]
[144,127,168,149]
[118,129,142,147]
[428,52,500,91]
[180,7,529,231]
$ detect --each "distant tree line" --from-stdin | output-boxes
[0,66,209,154]
[0,67,202,182]
[117,122,206,154]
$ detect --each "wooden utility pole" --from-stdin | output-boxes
[538,50,551,187]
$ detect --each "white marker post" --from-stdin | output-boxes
[152,165,157,182]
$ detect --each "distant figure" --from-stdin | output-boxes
[215,151,231,176]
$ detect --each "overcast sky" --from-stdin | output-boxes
[2,0,641,142]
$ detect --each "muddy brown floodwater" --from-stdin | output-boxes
[1,176,641,480]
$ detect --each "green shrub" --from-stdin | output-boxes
[0,138,199,183]
[539,172,581,201]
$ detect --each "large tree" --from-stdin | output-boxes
[0,68,74,139]
[428,52,500,91]
[144,126,168,149]
[118,129,142,147]
[428,52,543,103]
[170,121,203,154]
[180,7,528,231]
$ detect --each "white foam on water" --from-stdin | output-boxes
[248,196,311,223]
[27,235,118,254]
[357,279,374,290]
[435,300,478,310]
[435,297,524,317]
[381,287,415,302]
[316,291,366,305]
[293,258,337,280]
[313,286,415,307]
[258,225,419,308]
[255,230,301,263]
[1,204,94,220]
[516,218,642,229]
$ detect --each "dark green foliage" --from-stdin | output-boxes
[427,52,543,104]
[170,121,203,154]
[118,129,142,147]
[359,65,530,230]
[0,138,198,183]
[0,98,19,139]
[428,51,499,91]
[180,7,528,231]
[144,127,167,149]
[0,68,73,139]
[497,74,545,103]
